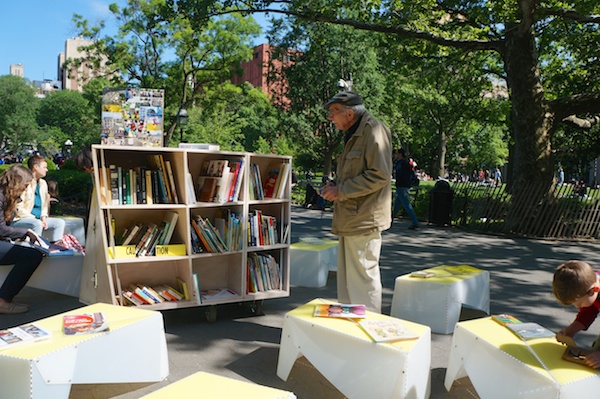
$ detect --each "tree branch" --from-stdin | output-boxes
[550,93,600,120]
[537,8,600,24]
[205,7,504,52]
[562,115,600,129]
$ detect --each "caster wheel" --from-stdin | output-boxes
[205,306,217,323]
[250,300,264,314]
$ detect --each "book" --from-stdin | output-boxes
[313,304,367,319]
[358,319,419,343]
[492,314,523,326]
[177,277,190,301]
[201,288,239,301]
[263,164,283,198]
[161,211,179,245]
[198,177,218,202]
[562,345,595,367]
[410,271,436,278]
[164,160,179,204]
[0,323,51,351]
[505,322,555,340]
[63,312,110,335]
[276,163,291,198]
[186,172,196,203]
[109,164,119,205]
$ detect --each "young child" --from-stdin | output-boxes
[553,260,600,368]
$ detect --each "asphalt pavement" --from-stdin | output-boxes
[2,204,600,398]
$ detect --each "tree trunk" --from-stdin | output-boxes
[502,23,555,233]
[503,25,554,187]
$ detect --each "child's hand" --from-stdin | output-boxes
[583,351,600,369]
[556,332,576,347]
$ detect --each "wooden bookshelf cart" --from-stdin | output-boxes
[80,145,291,321]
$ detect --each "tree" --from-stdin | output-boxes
[73,0,261,146]
[191,0,600,188]
[0,75,39,153]
[37,90,98,151]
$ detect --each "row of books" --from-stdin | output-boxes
[190,216,229,254]
[248,162,291,200]
[122,282,188,306]
[101,155,179,205]
[246,253,282,293]
[196,158,244,203]
[114,211,179,256]
[248,210,279,247]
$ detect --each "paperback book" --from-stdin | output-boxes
[505,322,555,340]
[0,323,51,350]
[358,319,419,343]
[63,312,110,335]
[313,304,367,319]
[491,314,523,326]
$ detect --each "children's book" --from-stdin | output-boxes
[358,319,419,343]
[0,323,51,350]
[313,303,367,319]
[63,312,110,335]
[562,345,595,367]
[491,314,523,326]
[505,322,555,340]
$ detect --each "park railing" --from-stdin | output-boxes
[451,181,600,240]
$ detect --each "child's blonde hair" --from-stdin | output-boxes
[553,260,597,305]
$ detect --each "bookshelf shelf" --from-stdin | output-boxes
[80,145,291,312]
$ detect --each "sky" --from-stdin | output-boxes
[1,0,268,82]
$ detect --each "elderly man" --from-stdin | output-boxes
[320,91,392,313]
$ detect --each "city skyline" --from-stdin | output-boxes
[3,0,268,83]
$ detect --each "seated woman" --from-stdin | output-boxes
[0,165,47,314]
[13,155,65,243]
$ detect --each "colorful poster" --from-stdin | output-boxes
[101,88,165,147]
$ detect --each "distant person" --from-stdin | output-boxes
[320,91,392,313]
[392,148,419,229]
[557,167,565,185]
[494,167,502,186]
[553,260,600,368]
[13,155,65,243]
[0,165,46,314]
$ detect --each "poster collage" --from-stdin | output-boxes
[101,88,164,147]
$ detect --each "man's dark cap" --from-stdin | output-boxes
[324,91,363,108]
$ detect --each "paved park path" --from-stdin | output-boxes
[2,205,599,398]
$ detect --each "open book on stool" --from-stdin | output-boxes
[10,234,73,256]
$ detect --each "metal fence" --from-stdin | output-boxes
[451,181,600,239]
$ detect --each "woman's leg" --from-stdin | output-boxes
[0,241,44,302]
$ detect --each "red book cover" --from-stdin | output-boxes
[63,312,110,335]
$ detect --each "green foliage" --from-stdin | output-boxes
[0,75,40,152]
[37,90,99,150]
[46,169,92,204]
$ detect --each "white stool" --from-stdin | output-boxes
[390,265,490,334]
[290,240,338,287]
[0,303,168,399]
[277,299,431,399]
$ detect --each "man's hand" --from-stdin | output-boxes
[319,181,339,201]
[41,216,48,230]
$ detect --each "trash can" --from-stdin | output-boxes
[429,180,453,226]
